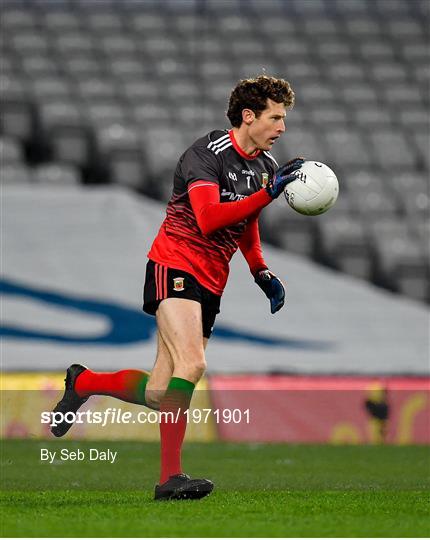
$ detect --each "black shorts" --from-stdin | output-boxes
[143,260,221,339]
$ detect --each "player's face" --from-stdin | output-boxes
[250,99,287,151]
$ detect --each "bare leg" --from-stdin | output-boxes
[145,331,174,410]
[155,298,207,382]
[152,298,210,484]
[146,300,209,409]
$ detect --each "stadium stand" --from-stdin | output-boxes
[0,0,429,302]
[3,185,429,375]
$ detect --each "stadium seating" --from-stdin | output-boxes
[0,0,428,302]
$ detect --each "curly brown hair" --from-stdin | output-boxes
[227,75,295,127]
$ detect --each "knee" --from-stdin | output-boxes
[145,389,163,410]
[186,356,207,382]
[173,350,207,383]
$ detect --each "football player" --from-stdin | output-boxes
[51,75,303,500]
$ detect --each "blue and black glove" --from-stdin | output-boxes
[254,269,285,314]
[265,157,305,199]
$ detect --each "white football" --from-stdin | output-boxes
[284,161,339,216]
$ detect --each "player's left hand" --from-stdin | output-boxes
[254,269,285,314]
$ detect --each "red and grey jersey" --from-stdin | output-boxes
[148,129,278,295]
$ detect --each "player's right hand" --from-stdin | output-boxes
[265,157,305,199]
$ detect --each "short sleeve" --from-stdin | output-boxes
[180,145,221,187]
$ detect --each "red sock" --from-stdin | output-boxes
[159,377,195,484]
[74,369,149,405]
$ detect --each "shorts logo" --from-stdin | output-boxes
[173,277,185,292]
[261,173,269,187]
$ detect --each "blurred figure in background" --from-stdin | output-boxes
[365,383,390,444]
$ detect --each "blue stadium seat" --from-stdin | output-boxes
[402,189,430,221]
[401,43,429,63]
[37,101,91,168]
[171,14,201,36]
[237,61,280,80]
[310,107,348,126]
[304,18,339,38]
[99,36,138,57]
[11,31,50,55]
[132,103,172,126]
[85,12,124,34]
[259,17,296,37]
[317,215,372,280]
[142,127,186,198]
[413,63,430,88]
[73,0,117,11]
[21,55,59,77]
[120,0,160,9]
[64,56,106,78]
[359,41,395,61]
[374,0,411,16]
[0,136,24,164]
[399,108,430,130]
[369,130,418,170]
[343,171,383,193]
[42,11,82,32]
[278,128,328,164]
[86,102,130,128]
[130,13,170,34]
[230,40,266,58]
[248,0,286,14]
[76,78,119,102]
[1,163,34,184]
[340,84,379,106]
[299,83,337,106]
[164,0,199,11]
[140,36,181,59]
[121,81,161,104]
[259,202,317,258]
[155,58,194,79]
[324,128,372,169]
[31,76,73,102]
[334,0,370,14]
[2,10,37,30]
[199,61,234,81]
[107,58,148,80]
[216,14,254,35]
[369,221,428,300]
[316,40,354,61]
[346,18,383,38]
[353,107,393,129]
[94,124,146,190]
[0,74,33,142]
[33,162,81,185]
[383,84,424,107]
[369,62,408,84]
[54,33,96,56]
[328,62,367,82]
[204,0,243,12]
[352,188,400,218]
[0,53,18,76]
[283,62,320,83]
[411,132,430,169]
[386,19,424,40]
[294,0,329,15]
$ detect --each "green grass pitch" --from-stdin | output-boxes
[1,440,429,537]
